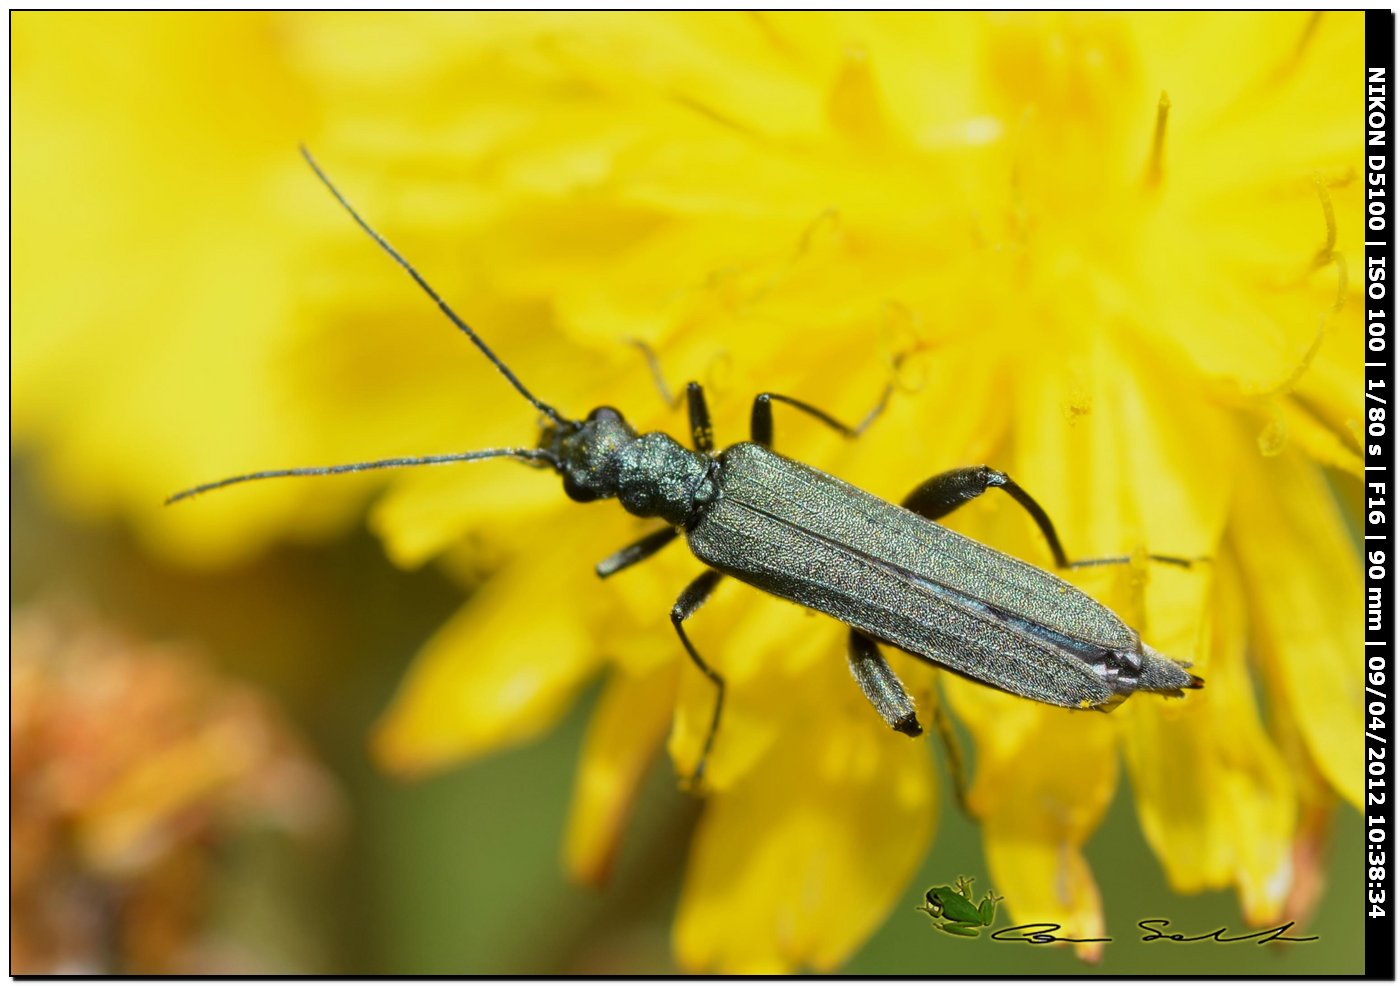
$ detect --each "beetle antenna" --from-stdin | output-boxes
[166,447,559,505]
[300,145,574,427]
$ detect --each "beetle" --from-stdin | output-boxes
[170,148,1203,788]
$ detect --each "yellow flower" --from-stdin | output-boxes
[14,11,1363,972]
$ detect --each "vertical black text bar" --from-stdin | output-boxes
[1365,9,1394,980]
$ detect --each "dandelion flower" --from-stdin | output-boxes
[13,11,1363,972]
[352,12,1362,969]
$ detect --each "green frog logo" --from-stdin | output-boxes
[918,876,1002,938]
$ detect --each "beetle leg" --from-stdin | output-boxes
[750,356,902,448]
[847,630,922,737]
[595,527,680,578]
[848,631,975,815]
[686,382,716,453]
[671,569,726,788]
[902,466,1197,569]
[929,679,972,817]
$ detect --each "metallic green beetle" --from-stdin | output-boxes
[171,150,1203,788]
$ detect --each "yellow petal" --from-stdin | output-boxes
[675,668,936,972]
[953,683,1117,961]
[12,12,363,566]
[1205,566,1298,923]
[666,588,844,792]
[370,469,569,570]
[1230,447,1362,810]
[1010,333,1231,569]
[372,516,611,776]
[1123,557,1296,924]
[1283,770,1338,927]
[564,662,678,887]
[983,828,1107,963]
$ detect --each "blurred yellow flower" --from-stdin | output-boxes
[14,11,1363,972]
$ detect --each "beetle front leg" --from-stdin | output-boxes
[595,527,679,578]
[672,569,726,789]
[902,466,1196,570]
[686,382,716,453]
[750,356,902,449]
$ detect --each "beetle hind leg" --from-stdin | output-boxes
[902,466,1202,570]
[928,679,973,816]
[847,630,974,815]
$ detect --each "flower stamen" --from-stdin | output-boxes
[1308,177,1348,314]
[1311,173,1338,270]
[671,92,761,140]
[1290,12,1324,69]
[1261,177,1348,400]
[1144,91,1170,189]
[826,44,888,144]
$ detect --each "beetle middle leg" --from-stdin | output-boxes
[685,382,716,453]
[626,339,715,451]
[902,466,1196,570]
[671,569,726,788]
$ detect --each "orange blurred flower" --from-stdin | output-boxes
[11,602,341,973]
